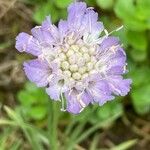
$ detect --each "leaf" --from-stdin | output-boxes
[59,9,67,20]
[29,106,47,120]
[0,119,16,126]
[96,0,114,10]
[2,106,47,150]
[136,0,150,20]
[89,134,99,150]
[114,0,135,20]
[0,41,12,50]
[85,0,97,6]
[17,83,49,106]
[73,114,126,149]
[25,82,40,92]
[0,128,20,150]
[131,84,150,115]
[124,18,149,31]
[17,82,49,120]
[33,3,59,24]
[10,139,22,150]
[72,106,95,123]
[17,91,37,106]
[54,0,72,9]
[110,139,137,150]
[4,106,23,123]
[114,0,150,31]
[128,65,150,87]
[90,100,123,127]
[97,100,123,120]
[126,31,148,51]
[130,49,147,62]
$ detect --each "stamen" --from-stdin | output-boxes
[116,25,124,31]
[69,89,73,96]
[108,25,124,35]
[104,29,109,36]
[60,91,66,112]
[77,91,86,108]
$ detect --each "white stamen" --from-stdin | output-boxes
[80,46,88,53]
[87,62,94,71]
[107,25,124,36]
[63,70,71,77]
[72,72,81,80]
[60,91,66,112]
[61,61,70,70]
[104,29,109,36]
[66,49,74,57]
[83,53,90,62]
[82,73,89,79]
[79,67,87,74]
[59,53,67,61]
[70,45,80,52]
[70,64,78,72]
[89,47,95,55]
[77,57,85,67]
[68,55,76,64]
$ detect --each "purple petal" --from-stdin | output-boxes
[107,66,125,75]
[46,84,61,100]
[107,75,132,96]
[82,10,104,39]
[58,20,69,37]
[67,2,87,31]
[106,48,126,75]
[23,59,51,87]
[85,74,114,105]
[97,45,126,75]
[109,48,126,64]
[41,16,52,30]
[31,16,60,45]
[65,90,83,114]
[15,32,41,56]
[31,27,54,46]
[90,80,114,105]
[81,90,92,106]
[46,75,69,100]
[101,36,120,50]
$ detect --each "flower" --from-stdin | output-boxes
[15,2,132,114]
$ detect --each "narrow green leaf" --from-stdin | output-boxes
[10,139,22,150]
[110,139,137,150]
[90,134,100,150]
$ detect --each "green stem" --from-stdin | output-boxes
[48,100,59,150]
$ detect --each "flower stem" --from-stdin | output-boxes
[48,100,59,150]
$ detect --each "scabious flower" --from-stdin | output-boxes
[15,2,132,114]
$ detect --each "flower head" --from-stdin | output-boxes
[15,2,132,114]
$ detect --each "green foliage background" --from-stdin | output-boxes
[0,0,150,150]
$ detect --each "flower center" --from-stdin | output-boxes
[53,40,100,83]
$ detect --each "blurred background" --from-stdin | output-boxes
[0,0,150,150]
